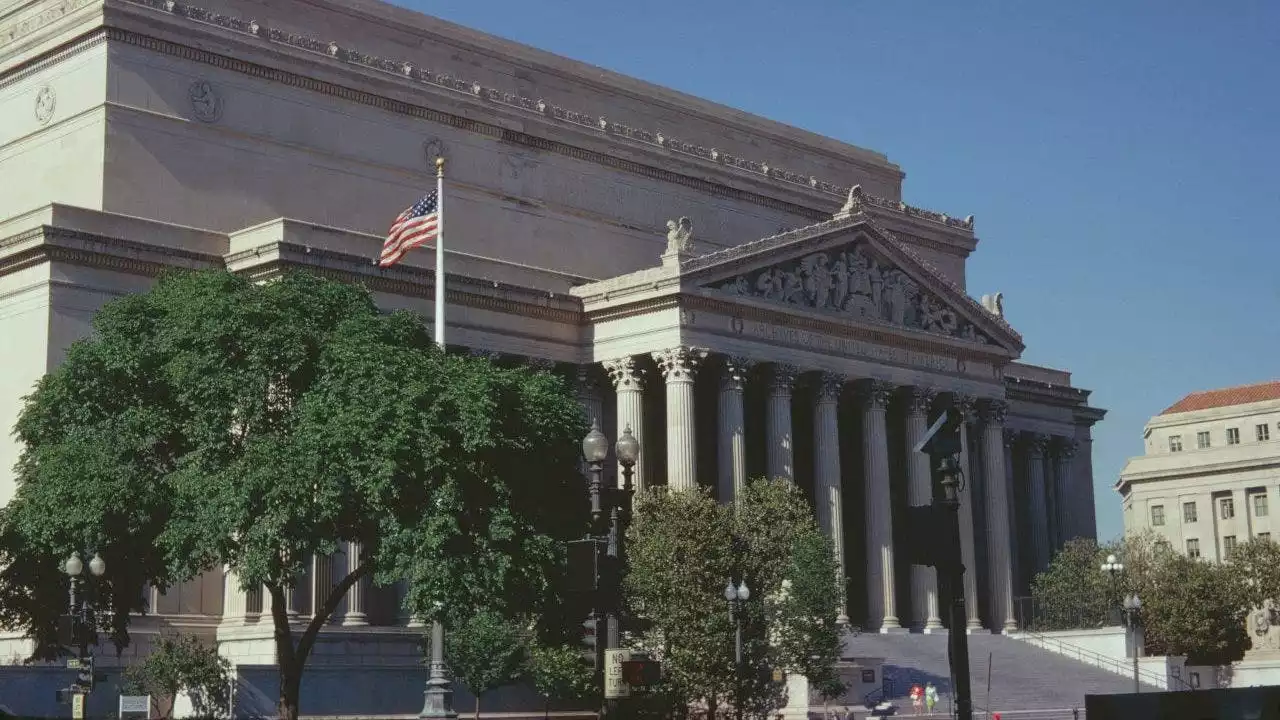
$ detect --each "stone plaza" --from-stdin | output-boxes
[0,0,1105,712]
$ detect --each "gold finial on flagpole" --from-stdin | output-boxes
[436,156,444,177]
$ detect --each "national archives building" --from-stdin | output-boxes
[0,0,1105,708]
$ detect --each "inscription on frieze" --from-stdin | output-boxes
[710,241,991,345]
[740,320,960,374]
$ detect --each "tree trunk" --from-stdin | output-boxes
[278,657,302,720]
[475,694,481,720]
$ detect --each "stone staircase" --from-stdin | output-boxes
[841,631,1160,717]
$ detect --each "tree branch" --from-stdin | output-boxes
[294,561,374,667]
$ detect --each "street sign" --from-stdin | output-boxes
[604,648,632,699]
[119,695,150,717]
[71,692,85,720]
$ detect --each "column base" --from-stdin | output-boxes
[341,613,369,627]
[1002,621,1021,634]
[922,627,949,635]
[924,618,945,631]
[879,626,910,635]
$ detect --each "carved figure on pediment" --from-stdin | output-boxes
[665,217,694,256]
[800,254,834,309]
[921,296,958,334]
[881,271,909,325]
[830,254,849,309]
[722,275,749,296]
[756,268,784,300]
[780,268,804,304]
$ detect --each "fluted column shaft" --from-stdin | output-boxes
[812,372,848,624]
[654,347,706,492]
[574,367,605,436]
[341,540,368,626]
[1053,439,1078,547]
[1026,435,1051,575]
[955,395,982,631]
[905,387,943,631]
[605,357,646,492]
[310,553,332,619]
[718,358,752,503]
[766,365,797,482]
[982,401,1018,632]
[862,380,900,631]
[223,566,248,624]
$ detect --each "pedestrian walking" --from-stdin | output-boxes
[909,684,923,714]
[924,682,938,715]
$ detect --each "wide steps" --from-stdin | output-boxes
[842,631,1158,715]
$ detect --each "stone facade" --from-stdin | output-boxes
[0,0,1105,711]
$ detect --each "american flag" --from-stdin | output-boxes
[378,191,439,268]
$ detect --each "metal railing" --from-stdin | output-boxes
[1011,627,1196,692]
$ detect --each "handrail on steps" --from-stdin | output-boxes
[1013,627,1196,692]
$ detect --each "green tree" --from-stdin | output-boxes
[624,479,844,718]
[1030,538,1120,629]
[445,610,529,719]
[1228,536,1280,610]
[121,634,230,719]
[0,270,587,720]
[525,642,595,717]
[1142,553,1249,666]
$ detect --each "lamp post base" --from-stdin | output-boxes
[418,665,457,720]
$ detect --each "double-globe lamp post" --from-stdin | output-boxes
[581,419,639,714]
[1100,554,1142,693]
[725,578,750,720]
[63,551,107,657]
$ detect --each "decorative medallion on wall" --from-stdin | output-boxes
[423,137,444,163]
[188,80,222,123]
[34,85,55,125]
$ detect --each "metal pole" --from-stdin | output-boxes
[939,455,973,720]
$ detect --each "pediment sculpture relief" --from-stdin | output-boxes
[708,243,991,344]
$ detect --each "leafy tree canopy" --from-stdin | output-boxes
[0,270,588,719]
[121,634,230,719]
[624,479,844,718]
[445,609,529,719]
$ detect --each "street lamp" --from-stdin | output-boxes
[1123,594,1143,694]
[581,420,640,718]
[725,579,750,720]
[1101,554,1124,579]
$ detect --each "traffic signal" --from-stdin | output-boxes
[580,616,598,666]
[621,659,660,688]
[75,655,95,692]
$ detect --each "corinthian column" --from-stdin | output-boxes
[813,372,848,624]
[766,364,798,482]
[904,387,943,632]
[1053,438,1079,546]
[981,400,1018,632]
[718,357,753,503]
[653,347,707,492]
[861,380,901,632]
[340,540,368,626]
[1025,434,1052,576]
[574,366,605,432]
[604,357,646,492]
[954,395,982,631]
[223,566,248,624]
[762,363,793,481]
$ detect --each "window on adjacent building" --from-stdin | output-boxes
[1224,535,1238,559]
[1260,532,1272,542]
[1222,497,1235,520]
[1228,428,1241,445]
[1151,505,1165,526]
[1259,424,1272,442]
[1186,538,1201,559]
[1183,501,1198,523]
[1255,494,1270,518]
[1169,435,1183,452]
[1197,431,1211,449]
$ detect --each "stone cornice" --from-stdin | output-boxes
[0,225,222,277]
[51,0,976,230]
[226,241,584,326]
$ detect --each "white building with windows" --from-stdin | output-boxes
[1117,380,1280,560]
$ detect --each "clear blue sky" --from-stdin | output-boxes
[400,0,1280,540]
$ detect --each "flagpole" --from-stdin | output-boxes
[434,156,445,348]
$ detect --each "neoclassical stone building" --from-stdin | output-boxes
[0,0,1104,710]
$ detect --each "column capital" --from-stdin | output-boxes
[767,363,799,394]
[721,356,754,392]
[903,386,937,416]
[1053,436,1080,459]
[1026,432,1050,457]
[860,380,896,410]
[652,347,708,382]
[603,356,645,391]
[979,398,1009,425]
[574,365,605,396]
[815,372,846,402]
[953,393,979,421]
[1003,428,1020,448]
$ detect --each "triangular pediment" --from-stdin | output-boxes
[684,216,1024,354]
